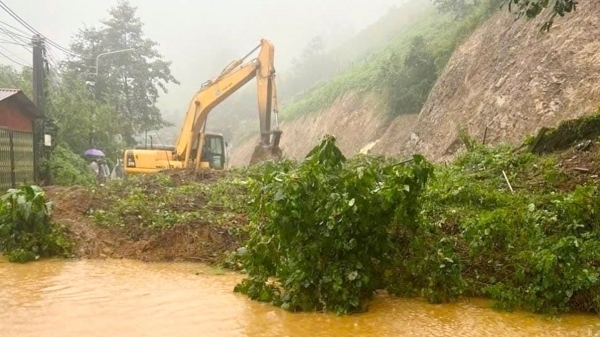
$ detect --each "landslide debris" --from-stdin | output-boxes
[44,168,248,264]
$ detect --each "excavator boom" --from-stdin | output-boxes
[173,39,283,168]
[123,39,283,175]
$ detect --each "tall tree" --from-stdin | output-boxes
[0,65,32,96]
[65,0,179,145]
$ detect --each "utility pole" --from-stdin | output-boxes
[31,34,48,185]
[32,35,44,109]
[91,48,135,147]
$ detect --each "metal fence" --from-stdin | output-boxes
[0,128,35,191]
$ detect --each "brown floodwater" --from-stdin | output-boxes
[2,258,600,337]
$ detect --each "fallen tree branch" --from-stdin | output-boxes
[502,170,514,193]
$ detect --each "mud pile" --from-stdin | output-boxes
[44,170,246,264]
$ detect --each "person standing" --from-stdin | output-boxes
[111,159,125,179]
[99,159,110,183]
[89,159,100,181]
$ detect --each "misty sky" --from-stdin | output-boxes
[0,0,407,112]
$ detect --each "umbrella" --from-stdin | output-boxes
[84,149,105,157]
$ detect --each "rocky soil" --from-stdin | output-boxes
[372,0,600,162]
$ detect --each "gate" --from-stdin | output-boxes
[0,128,35,191]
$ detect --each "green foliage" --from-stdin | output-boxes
[281,0,499,121]
[434,0,577,31]
[0,65,32,96]
[433,0,487,19]
[418,140,600,315]
[46,72,127,159]
[0,185,72,263]
[506,0,577,31]
[528,109,600,154]
[234,136,434,314]
[379,35,438,117]
[65,0,179,144]
[44,145,95,187]
[90,170,250,236]
[230,124,600,315]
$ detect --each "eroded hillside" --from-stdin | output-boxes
[231,1,600,166]
[372,0,600,161]
[230,92,420,166]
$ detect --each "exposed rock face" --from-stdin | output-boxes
[231,2,600,165]
[229,92,419,166]
[373,1,600,161]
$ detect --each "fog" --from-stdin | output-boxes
[0,0,407,114]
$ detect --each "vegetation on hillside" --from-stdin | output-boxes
[434,0,577,31]
[202,1,436,146]
[281,0,500,121]
[233,113,600,315]
[279,0,579,123]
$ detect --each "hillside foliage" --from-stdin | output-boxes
[281,0,501,121]
[234,128,600,315]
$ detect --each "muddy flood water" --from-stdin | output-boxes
[2,258,600,337]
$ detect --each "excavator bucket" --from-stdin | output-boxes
[249,144,283,165]
[249,130,283,165]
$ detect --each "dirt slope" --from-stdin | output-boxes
[230,92,419,166]
[44,171,242,264]
[372,0,600,161]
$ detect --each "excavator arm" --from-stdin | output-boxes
[173,39,282,168]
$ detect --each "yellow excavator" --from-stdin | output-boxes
[123,39,283,174]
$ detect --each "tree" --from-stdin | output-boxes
[433,0,482,19]
[65,0,179,145]
[287,36,338,95]
[46,71,125,157]
[432,0,577,31]
[379,36,438,116]
[0,65,32,96]
[507,0,577,31]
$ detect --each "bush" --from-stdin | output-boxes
[0,185,72,263]
[420,142,600,314]
[233,132,600,316]
[46,145,95,186]
[234,135,434,314]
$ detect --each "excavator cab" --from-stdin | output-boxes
[188,132,226,170]
[200,133,226,169]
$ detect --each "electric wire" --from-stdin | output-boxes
[0,1,84,57]
[0,46,28,67]
[0,26,31,53]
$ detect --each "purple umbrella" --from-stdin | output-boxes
[84,148,105,157]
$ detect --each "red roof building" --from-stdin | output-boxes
[0,88,43,189]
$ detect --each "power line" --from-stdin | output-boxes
[0,43,27,63]
[0,19,29,36]
[0,27,31,53]
[0,0,82,57]
[0,48,28,68]
[0,37,29,46]
[0,21,29,40]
